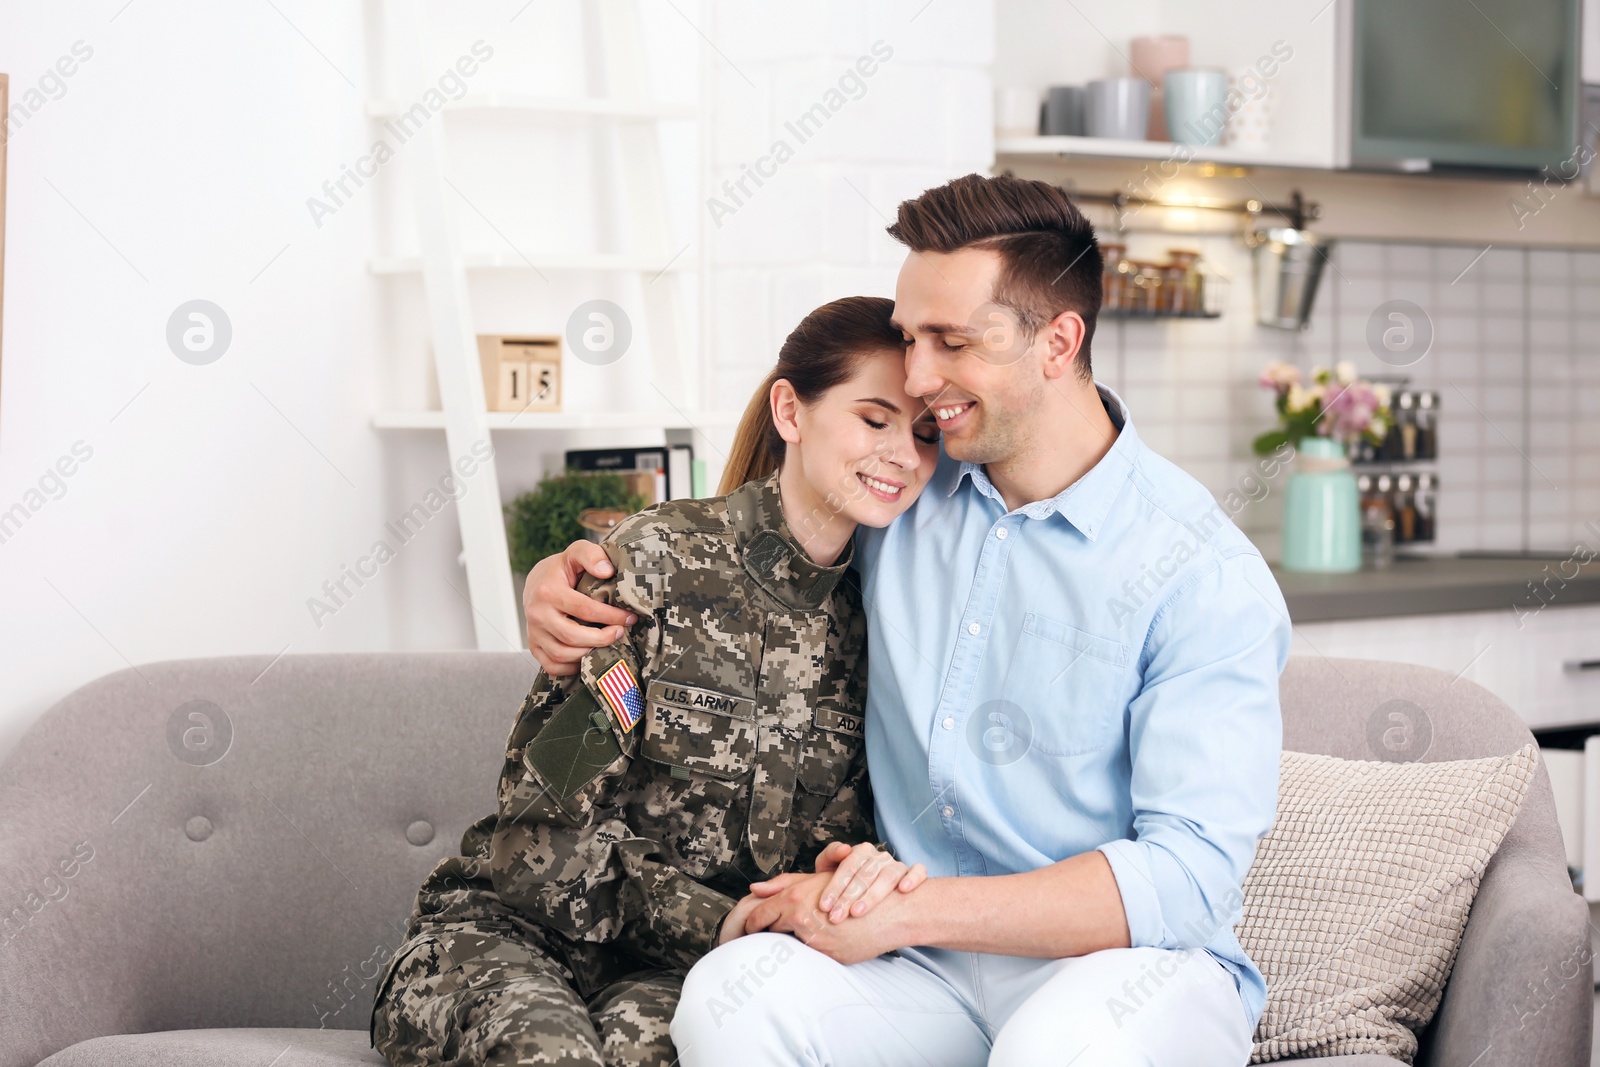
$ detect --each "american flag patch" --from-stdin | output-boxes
[596,659,644,734]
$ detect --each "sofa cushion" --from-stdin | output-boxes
[1237,743,1537,1064]
[37,1028,384,1067]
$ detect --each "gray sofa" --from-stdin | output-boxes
[0,653,1588,1067]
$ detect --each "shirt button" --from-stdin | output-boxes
[941,805,954,818]
[943,716,955,730]
[995,527,1009,540]
[968,621,981,636]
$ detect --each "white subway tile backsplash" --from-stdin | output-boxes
[1483,281,1527,315]
[1437,489,1478,522]
[1481,316,1524,347]
[1435,278,1483,312]
[1530,386,1575,420]
[1480,519,1524,545]
[1481,248,1527,281]
[1095,235,1600,557]
[1118,384,1177,422]
[1527,519,1572,548]
[1530,249,1572,281]
[1439,455,1480,486]
[1483,350,1526,381]
[1335,242,1384,276]
[1342,278,1388,316]
[1386,244,1433,278]
[1529,318,1572,352]
[1531,486,1573,517]
[1574,253,1600,282]
[1136,423,1180,457]
[1573,284,1600,316]
[1530,284,1572,315]
[1484,455,1530,485]
[1434,245,1486,280]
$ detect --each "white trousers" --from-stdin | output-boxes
[671,934,1253,1067]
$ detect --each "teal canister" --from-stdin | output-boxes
[1281,436,1361,572]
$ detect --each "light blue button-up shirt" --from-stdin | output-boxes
[854,382,1290,1031]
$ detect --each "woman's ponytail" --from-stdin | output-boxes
[718,372,782,494]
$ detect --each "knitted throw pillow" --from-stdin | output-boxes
[1236,743,1538,1063]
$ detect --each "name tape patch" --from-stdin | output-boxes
[812,704,864,738]
[645,680,755,720]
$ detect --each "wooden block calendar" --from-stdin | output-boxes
[477,335,562,413]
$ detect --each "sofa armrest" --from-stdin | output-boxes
[0,792,125,1067]
[1420,840,1591,1067]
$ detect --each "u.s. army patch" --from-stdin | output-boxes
[645,680,755,719]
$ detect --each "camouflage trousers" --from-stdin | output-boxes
[372,920,682,1067]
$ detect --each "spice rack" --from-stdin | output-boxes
[1100,243,1229,320]
[1353,381,1441,561]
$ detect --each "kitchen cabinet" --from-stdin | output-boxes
[1346,0,1581,172]
[1291,602,1600,731]
[996,0,1589,176]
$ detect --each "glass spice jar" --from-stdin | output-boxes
[1130,262,1162,313]
[1101,243,1129,310]
[1413,472,1437,542]
[1360,473,1396,568]
[1392,473,1418,544]
[1161,264,1191,313]
[1167,249,1201,315]
[1414,390,1438,459]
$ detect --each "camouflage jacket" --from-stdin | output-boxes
[413,473,875,975]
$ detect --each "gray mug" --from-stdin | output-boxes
[1085,77,1150,140]
[1043,86,1085,136]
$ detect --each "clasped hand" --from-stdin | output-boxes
[718,842,927,965]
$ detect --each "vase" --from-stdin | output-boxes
[1281,436,1361,572]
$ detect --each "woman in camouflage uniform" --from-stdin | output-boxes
[371,296,942,1067]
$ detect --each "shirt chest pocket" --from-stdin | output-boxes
[640,679,757,779]
[1001,612,1130,757]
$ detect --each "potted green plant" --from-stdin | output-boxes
[504,471,648,576]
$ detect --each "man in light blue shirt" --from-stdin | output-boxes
[527,174,1289,1065]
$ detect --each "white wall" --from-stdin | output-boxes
[0,1,398,757]
[703,0,995,413]
[0,0,996,758]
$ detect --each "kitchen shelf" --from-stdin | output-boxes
[1100,309,1221,321]
[364,95,697,121]
[368,251,697,275]
[372,410,740,432]
[996,135,1330,172]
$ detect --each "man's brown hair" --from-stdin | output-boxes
[886,173,1102,380]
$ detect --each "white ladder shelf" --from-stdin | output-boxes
[374,0,706,651]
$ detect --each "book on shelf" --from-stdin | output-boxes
[565,445,694,504]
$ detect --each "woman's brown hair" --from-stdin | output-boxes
[718,295,906,494]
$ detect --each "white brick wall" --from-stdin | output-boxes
[703,0,996,414]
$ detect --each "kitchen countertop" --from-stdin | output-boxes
[1268,554,1600,623]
